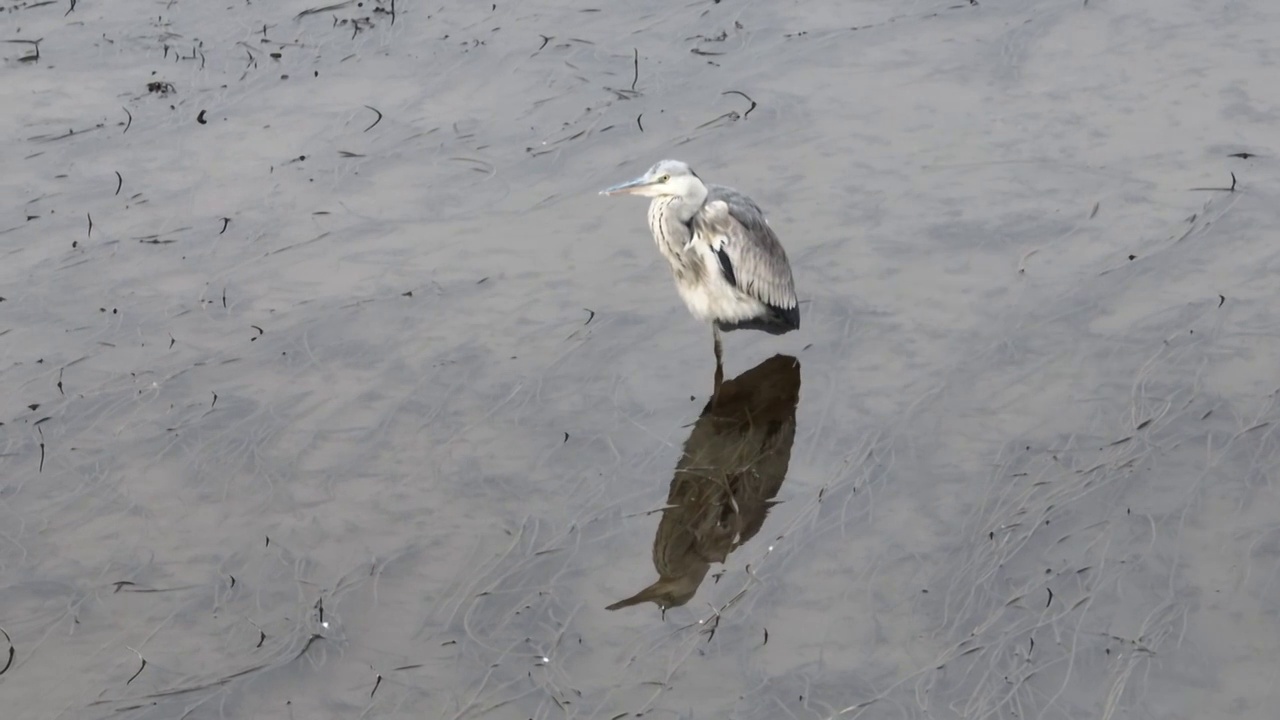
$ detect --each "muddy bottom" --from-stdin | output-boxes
[2,1,1279,718]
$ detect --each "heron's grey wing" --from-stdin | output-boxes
[698,186,799,315]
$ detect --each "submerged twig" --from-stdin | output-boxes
[362,105,382,132]
[295,1,352,19]
[696,111,739,128]
[721,90,756,118]
[125,647,146,685]
[1190,172,1237,192]
[5,39,41,62]
[0,627,13,676]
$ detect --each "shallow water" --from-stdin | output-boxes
[3,0,1279,718]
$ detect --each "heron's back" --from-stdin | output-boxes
[697,185,800,334]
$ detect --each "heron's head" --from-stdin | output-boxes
[599,159,703,199]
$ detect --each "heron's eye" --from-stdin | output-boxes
[659,174,670,183]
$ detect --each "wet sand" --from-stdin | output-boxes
[3,0,1280,718]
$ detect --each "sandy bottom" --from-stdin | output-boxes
[3,0,1280,718]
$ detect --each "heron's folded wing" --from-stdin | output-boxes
[698,187,798,312]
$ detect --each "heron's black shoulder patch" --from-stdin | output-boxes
[714,245,736,287]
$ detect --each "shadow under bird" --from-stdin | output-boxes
[600,160,799,386]
[607,354,801,613]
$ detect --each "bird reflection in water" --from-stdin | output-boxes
[607,354,801,613]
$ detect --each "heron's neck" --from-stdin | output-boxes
[649,197,693,268]
[647,182,708,275]
[667,182,708,224]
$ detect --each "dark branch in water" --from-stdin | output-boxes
[295,2,352,20]
[363,105,382,132]
[6,39,41,63]
[0,627,13,676]
[126,654,146,685]
[1190,172,1236,192]
[722,90,756,118]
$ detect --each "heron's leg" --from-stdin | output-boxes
[712,326,724,392]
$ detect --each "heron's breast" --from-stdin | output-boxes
[672,254,766,325]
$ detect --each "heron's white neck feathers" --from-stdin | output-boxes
[643,174,709,281]
[668,176,709,223]
[648,197,694,276]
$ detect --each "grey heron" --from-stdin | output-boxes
[600,160,799,385]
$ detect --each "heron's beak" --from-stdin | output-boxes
[599,176,654,196]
